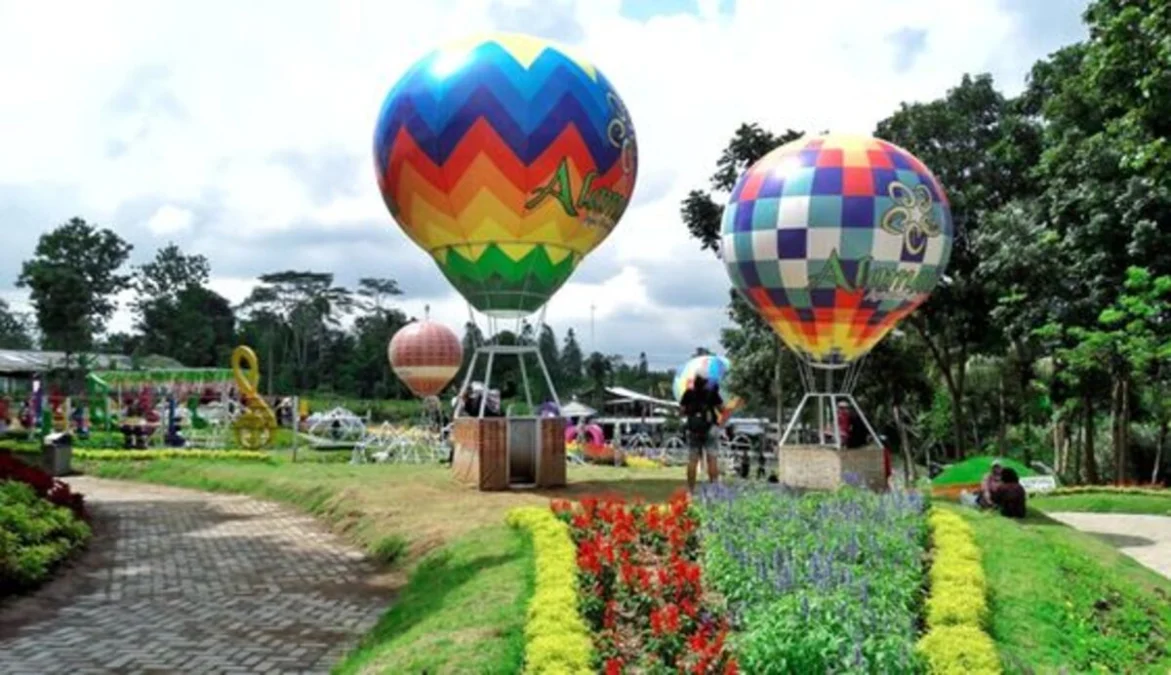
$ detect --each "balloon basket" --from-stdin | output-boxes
[451,416,567,491]
[775,358,888,492]
[777,444,887,492]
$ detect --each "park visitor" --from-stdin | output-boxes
[680,376,722,492]
[995,467,1028,518]
[978,460,1004,508]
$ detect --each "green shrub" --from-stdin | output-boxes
[0,480,91,591]
[371,535,408,566]
[506,506,592,675]
[74,449,275,463]
[916,509,999,674]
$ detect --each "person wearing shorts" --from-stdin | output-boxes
[680,376,722,491]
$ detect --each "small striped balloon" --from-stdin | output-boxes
[388,320,463,398]
[673,355,730,402]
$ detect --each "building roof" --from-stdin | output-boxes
[0,350,184,375]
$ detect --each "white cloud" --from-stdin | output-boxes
[0,0,1088,368]
[145,205,195,236]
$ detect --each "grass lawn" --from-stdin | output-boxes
[81,458,685,674]
[952,505,1171,674]
[1033,493,1171,516]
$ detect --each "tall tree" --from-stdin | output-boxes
[875,74,1041,457]
[238,271,353,391]
[17,217,132,357]
[561,328,584,393]
[584,351,612,406]
[0,299,33,350]
[133,244,232,365]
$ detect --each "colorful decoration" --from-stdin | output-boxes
[721,134,953,365]
[672,355,731,402]
[373,32,638,317]
[388,316,464,398]
[230,346,277,450]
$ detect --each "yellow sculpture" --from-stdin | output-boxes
[231,345,277,449]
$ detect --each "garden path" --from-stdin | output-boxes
[1047,511,1171,580]
[0,476,393,674]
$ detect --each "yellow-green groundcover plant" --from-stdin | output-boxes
[506,506,592,674]
[73,449,273,462]
[916,509,1000,674]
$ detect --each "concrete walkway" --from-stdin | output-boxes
[1047,511,1171,580]
[0,477,393,674]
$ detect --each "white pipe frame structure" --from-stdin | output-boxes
[778,350,883,450]
[453,304,562,419]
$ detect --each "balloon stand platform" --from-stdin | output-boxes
[777,444,886,492]
[451,416,567,491]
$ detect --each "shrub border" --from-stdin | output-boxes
[1044,485,1169,498]
[74,449,274,462]
[506,506,593,675]
[916,508,1001,675]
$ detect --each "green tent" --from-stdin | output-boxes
[932,455,1037,486]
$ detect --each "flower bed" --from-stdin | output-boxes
[0,480,91,593]
[915,509,1000,674]
[697,484,929,673]
[0,453,85,518]
[568,442,626,467]
[507,506,593,674]
[552,493,737,674]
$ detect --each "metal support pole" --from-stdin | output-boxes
[533,347,561,409]
[518,351,534,411]
[779,394,811,445]
[828,370,841,449]
[478,350,495,418]
[455,350,480,418]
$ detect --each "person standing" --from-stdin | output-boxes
[680,376,722,491]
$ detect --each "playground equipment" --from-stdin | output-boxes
[565,423,604,446]
[374,32,637,490]
[721,134,954,490]
[83,367,236,448]
[301,407,367,449]
[230,346,277,450]
[351,423,447,465]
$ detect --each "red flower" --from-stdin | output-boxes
[605,658,624,675]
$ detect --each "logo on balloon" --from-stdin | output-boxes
[524,89,635,231]
[880,181,942,255]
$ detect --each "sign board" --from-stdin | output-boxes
[1021,475,1058,494]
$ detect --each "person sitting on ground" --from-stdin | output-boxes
[977,460,1004,509]
[680,376,722,492]
[994,467,1027,518]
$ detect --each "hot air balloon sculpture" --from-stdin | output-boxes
[388,307,463,430]
[721,134,952,484]
[375,33,636,489]
[374,32,637,419]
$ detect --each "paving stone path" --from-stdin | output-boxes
[1048,511,1171,580]
[0,477,394,674]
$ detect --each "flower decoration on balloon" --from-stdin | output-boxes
[880,182,941,256]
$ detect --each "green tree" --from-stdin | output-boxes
[584,351,611,407]
[133,244,233,366]
[560,328,584,393]
[875,74,1041,457]
[17,218,133,358]
[537,324,562,399]
[0,299,34,349]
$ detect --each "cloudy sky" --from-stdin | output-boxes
[0,0,1088,369]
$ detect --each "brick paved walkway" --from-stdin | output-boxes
[0,477,393,674]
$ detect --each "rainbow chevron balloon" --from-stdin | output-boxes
[374,33,638,317]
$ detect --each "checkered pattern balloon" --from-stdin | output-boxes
[721,134,953,365]
[388,320,463,398]
[374,33,638,318]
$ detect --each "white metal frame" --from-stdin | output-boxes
[778,354,882,449]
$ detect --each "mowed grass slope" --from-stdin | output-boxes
[953,505,1171,674]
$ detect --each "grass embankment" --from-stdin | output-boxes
[1033,492,1171,516]
[932,456,1036,486]
[954,505,1171,674]
[82,459,677,673]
